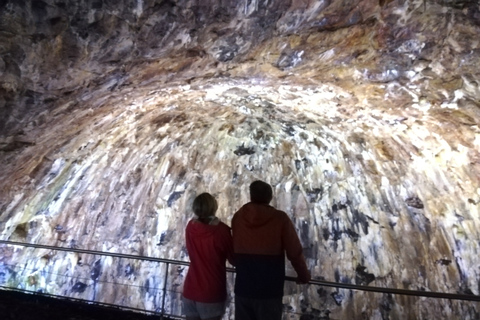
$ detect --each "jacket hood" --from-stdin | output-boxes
[235,202,278,228]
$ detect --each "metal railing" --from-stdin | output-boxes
[1,239,479,319]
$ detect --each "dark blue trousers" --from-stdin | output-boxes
[235,295,283,320]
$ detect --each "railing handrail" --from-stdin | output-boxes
[1,239,480,302]
[284,276,480,301]
[0,239,191,266]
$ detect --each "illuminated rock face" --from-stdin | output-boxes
[1,0,480,319]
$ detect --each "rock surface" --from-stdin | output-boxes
[1,0,480,319]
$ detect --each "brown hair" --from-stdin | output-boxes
[192,193,218,224]
[250,180,273,204]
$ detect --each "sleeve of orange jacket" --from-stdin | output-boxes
[282,216,311,283]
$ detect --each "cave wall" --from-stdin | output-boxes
[1,0,480,319]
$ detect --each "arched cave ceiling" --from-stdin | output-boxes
[1,0,480,318]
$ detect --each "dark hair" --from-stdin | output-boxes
[249,180,273,204]
[192,193,218,224]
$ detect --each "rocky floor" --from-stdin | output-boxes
[0,289,168,320]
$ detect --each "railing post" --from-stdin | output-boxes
[160,262,170,319]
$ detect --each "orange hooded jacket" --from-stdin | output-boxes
[232,202,310,298]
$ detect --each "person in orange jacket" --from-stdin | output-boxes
[232,180,311,320]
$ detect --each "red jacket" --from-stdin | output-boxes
[232,202,310,298]
[183,219,234,303]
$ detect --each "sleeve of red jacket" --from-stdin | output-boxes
[282,217,311,283]
[216,223,235,266]
[225,227,235,266]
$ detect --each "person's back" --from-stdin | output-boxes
[231,181,311,320]
[182,193,234,320]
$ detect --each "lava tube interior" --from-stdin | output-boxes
[1,0,480,319]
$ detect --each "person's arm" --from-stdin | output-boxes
[226,231,235,266]
[219,223,235,266]
[282,217,311,283]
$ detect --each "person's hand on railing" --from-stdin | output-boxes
[295,278,309,284]
[297,272,311,284]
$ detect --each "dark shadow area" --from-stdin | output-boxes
[0,288,173,320]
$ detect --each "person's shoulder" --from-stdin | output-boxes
[185,219,196,233]
[232,202,250,217]
[268,205,287,216]
[187,218,201,225]
[216,221,232,240]
[218,221,231,230]
[272,208,292,222]
[236,202,251,211]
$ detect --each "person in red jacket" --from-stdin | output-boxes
[232,180,311,320]
[182,193,234,320]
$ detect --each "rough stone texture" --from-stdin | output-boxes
[1,0,480,319]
